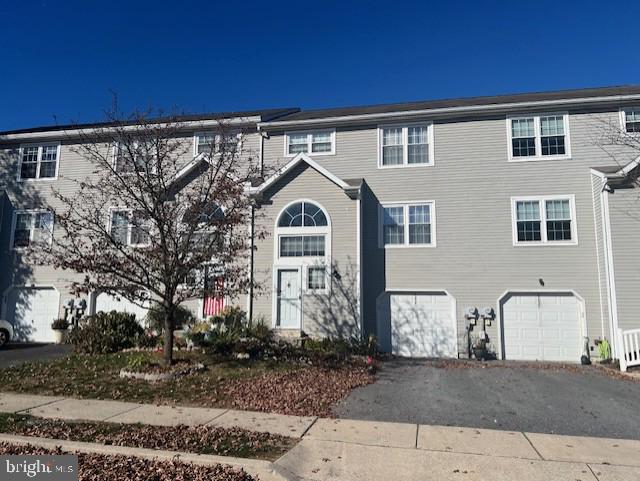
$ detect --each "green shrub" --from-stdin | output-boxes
[51,318,70,330]
[243,319,273,342]
[145,304,196,333]
[211,306,246,332]
[69,311,144,354]
[303,335,378,357]
[207,326,240,355]
[598,339,611,361]
[136,330,161,349]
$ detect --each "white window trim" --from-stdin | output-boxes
[377,122,434,169]
[619,107,640,133]
[510,195,578,246]
[378,200,436,248]
[107,207,152,248]
[9,209,54,249]
[273,200,332,305]
[17,143,61,181]
[193,131,244,158]
[506,113,571,162]
[305,264,330,294]
[284,129,336,157]
[112,142,157,175]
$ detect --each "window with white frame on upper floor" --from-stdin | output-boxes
[109,208,151,247]
[11,210,54,248]
[285,130,335,156]
[508,114,570,160]
[380,202,435,247]
[622,109,640,133]
[378,124,433,167]
[512,196,577,245]
[113,142,150,174]
[194,131,242,156]
[18,144,60,180]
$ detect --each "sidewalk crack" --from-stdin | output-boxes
[522,432,544,460]
[300,417,318,438]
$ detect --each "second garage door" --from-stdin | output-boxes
[502,293,582,362]
[5,287,59,343]
[94,293,149,322]
[390,292,457,358]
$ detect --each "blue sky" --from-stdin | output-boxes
[1,0,638,131]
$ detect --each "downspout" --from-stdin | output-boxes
[356,191,363,339]
[248,204,255,325]
[601,184,620,356]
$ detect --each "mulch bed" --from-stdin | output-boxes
[224,365,375,417]
[0,442,254,481]
[0,414,296,461]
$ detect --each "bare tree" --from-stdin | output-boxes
[29,106,265,365]
[594,113,640,182]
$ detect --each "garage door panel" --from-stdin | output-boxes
[94,293,149,322]
[7,287,58,343]
[502,293,581,362]
[390,292,456,358]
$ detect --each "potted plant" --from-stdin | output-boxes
[51,318,70,344]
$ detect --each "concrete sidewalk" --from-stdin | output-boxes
[0,392,316,437]
[1,392,639,480]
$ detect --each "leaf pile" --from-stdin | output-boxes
[224,365,375,417]
[0,442,255,481]
[0,414,295,461]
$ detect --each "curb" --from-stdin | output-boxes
[0,433,297,481]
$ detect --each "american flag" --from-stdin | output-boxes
[203,277,225,316]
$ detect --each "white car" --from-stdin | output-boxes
[0,320,13,347]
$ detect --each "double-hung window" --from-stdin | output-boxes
[512,196,576,245]
[379,124,433,167]
[113,142,147,174]
[508,114,570,160]
[307,266,327,291]
[11,210,54,248]
[380,202,435,247]
[110,209,151,247]
[18,144,60,180]
[194,131,242,156]
[622,109,640,133]
[285,130,335,156]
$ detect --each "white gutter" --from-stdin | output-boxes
[258,94,640,129]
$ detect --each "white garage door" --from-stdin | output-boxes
[390,292,457,358]
[502,293,582,362]
[94,293,148,322]
[6,287,59,343]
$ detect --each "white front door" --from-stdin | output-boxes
[502,293,582,362]
[277,269,301,328]
[6,287,59,343]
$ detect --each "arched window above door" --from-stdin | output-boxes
[277,201,328,228]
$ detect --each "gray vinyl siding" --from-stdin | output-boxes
[0,130,260,323]
[262,111,623,355]
[607,184,640,331]
[252,162,359,337]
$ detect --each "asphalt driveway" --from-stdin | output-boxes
[0,343,71,368]
[334,359,640,440]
